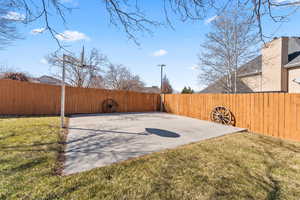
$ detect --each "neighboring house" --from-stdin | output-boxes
[30,75,65,85]
[141,86,161,94]
[0,74,70,86]
[201,37,300,93]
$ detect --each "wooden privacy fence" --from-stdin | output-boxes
[1,79,300,141]
[0,79,160,115]
[163,93,300,141]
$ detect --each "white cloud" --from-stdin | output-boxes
[3,11,25,21]
[55,30,90,42]
[31,28,46,35]
[274,0,299,3]
[272,0,300,7]
[190,65,199,70]
[204,15,218,24]
[152,49,168,57]
[40,58,48,65]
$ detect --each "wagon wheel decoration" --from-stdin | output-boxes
[102,99,118,113]
[210,106,235,126]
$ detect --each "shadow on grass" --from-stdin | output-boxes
[0,128,96,152]
[246,135,293,199]
[210,134,292,200]
[0,115,61,119]
[3,157,48,175]
[0,133,16,140]
[0,142,62,151]
[252,134,300,153]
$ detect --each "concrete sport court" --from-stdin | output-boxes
[63,112,245,175]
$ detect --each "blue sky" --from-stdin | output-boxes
[1,0,300,91]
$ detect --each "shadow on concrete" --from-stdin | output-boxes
[145,128,180,138]
[69,112,175,120]
[70,112,153,118]
[68,127,149,136]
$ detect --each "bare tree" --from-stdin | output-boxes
[89,75,105,89]
[0,0,72,49]
[2,0,299,47]
[0,1,21,48]
[0,65,13,73]
[104,64,145,91]
[198,5,258,93]
[162,75,173,94]
[47,47,108,87]
[2,72,29,81]
[250,0,300,41]
[0,65,31,79]
[3,0,200,47]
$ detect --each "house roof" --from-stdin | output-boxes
[285,55,300,68]
[29,75,67,86]
[38,75,62,84]
[201,37,300,93]
[200,78,253,93]
[285,37,300,68]
[200,56,262,93]
[238,37,300,75]
[238,37,300,74]
[142,86,160,94]
[237,55,262,77]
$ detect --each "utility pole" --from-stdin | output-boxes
[80,45,85,67]
[61,54,66,128]
[158,64,166,112]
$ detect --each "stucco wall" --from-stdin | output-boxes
[261,37,289,92]
[241,75,262,92]
[288,67,300,93]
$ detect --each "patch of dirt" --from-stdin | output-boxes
[54,117,69,176]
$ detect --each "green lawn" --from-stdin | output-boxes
[1,117,300,200]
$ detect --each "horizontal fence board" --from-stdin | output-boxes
[163,93,300,142]
[0,79,160,115]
